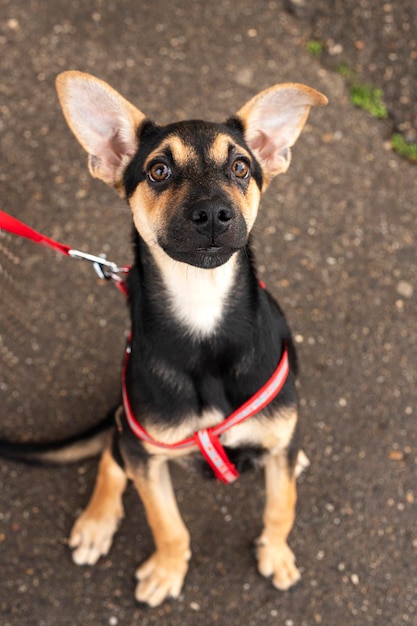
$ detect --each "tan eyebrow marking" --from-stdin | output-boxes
[208,133,252,165]
[144,136,198,168]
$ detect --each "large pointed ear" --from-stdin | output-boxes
[236,83,327,184]
[56,71,146,193]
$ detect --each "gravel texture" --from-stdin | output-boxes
[1,1,416,625]
[287,0,417,142]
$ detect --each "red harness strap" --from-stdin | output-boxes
[122,336,290,484]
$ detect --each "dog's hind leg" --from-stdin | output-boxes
[69,445,127,565]
[256,450,301,590]
[131,456,191,607]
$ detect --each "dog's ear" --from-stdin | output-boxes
[56,71,145,193]
[237,84,327,184]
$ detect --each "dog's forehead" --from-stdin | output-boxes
[124,118,261,198]
[143,119,248,165]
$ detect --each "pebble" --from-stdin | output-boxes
[235,68,254,86]
[7,18,20,30]
[396,280,413,298]
[389,450,404,461]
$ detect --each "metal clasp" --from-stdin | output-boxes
[68,249,128,283]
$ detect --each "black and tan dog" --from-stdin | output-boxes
[6,72,327,606]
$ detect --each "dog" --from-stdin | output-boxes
[5,72,327,607]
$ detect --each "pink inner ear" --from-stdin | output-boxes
[88,120,139,180]
[107,127,135,160]
[65,80,140,161]
[249,130,277,162]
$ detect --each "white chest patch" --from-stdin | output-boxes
[152,248,237,336]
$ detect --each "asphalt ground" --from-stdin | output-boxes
[1,1,416,625]
[286,0,417,143]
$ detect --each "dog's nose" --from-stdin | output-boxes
[189,200,233,239]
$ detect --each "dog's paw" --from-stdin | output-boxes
[69,509,122,566]
[135,549,191,607]
[256,538,301,591]
[295,449,310,478]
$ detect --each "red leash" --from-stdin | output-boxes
[0,209,290,484]
[0,209,130,294]
[0,209,72,255]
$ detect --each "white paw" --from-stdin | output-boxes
[257,539,301,590]
[135,549,191,607]
[295,449,310,478]
[69,510,122,566]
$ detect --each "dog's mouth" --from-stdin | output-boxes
[162,245,236,269]
[196,246,234,269]
[199,245,222,255]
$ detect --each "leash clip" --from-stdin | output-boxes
[68,249,128,283]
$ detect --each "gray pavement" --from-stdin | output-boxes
[1,2,416,625]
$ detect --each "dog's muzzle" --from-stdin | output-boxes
[161,198,248,269]
[188,198,234,241]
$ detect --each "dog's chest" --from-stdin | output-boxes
[155,249,237,336]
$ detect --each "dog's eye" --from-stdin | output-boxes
[148,162,172,183]
[231,158,250,179]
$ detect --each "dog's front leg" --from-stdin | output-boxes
[256,451,301,590]
[131,455,191,607]
[70,445,127,565]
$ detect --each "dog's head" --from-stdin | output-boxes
[56,72,326,269]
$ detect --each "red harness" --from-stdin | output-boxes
[0,209,290,483]
[122,335,289,483]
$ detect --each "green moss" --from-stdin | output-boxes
[391,133,417,162]
[326,59,416,162]
[350,83,388,119]
[335,63,388,119]
[335,63,356,80]
[306,40,324,57]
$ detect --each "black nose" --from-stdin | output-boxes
[189,199,234,240]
